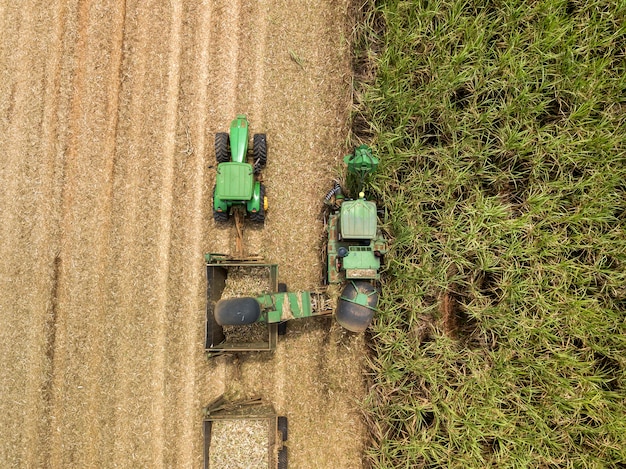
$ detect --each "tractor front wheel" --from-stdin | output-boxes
[215,132,230,163]
[253,133,267,173]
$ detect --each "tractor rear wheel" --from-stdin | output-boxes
[215,132,230,163]
[213,186,228,222]
[213,210,228,222]
[253,133,267,173]
[249,184,265,224]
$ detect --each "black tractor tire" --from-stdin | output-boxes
[253,133,267,173]
[278,447,288,469]
[278,416,288,441]
[278,283,287,293]
[213,186,228,222]
[249,184,265,224]
[215,132,230,163]
[213,210,228,222]
[214,297,261,326]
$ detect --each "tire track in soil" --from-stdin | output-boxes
[161,2,217,467]
[189,4,233,454]
[0,2,65,467]
[104,1,177,467]
[36,1,71,466]
[89,2,127,462]
[150,0,183,465]
[99,1,148,465]
[45,0,91,462]
[44,0,129,466]
[79,1,127,466]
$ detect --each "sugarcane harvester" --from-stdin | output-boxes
[209,145,386,338]
[325,144,387,332]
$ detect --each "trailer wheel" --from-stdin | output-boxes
[278,416,288,441]
[249,184,265,224]
[215,132,230,163]
[278,447,288,469]
[253,133,267,173]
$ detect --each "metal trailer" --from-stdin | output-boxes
[203,397,288,469]
[205,253,280,354]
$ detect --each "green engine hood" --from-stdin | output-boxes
[340,199,377,239]
[229,115,249,163]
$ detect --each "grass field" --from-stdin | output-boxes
[353,0,626,467]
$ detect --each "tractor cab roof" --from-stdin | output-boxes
[340,198,377,240]
[216,162,254,200]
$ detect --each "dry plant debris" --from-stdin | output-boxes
[221,267,272,342]
[221,267,272,299]
[208,419,269,469]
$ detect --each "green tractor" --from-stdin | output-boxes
[213,115,267,223]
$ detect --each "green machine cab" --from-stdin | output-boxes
[213,115,268,223]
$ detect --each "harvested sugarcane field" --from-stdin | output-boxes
[0,0,366,467]
[2,0,626,468]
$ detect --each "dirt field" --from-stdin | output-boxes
[0,1,368,467]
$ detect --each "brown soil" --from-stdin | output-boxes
[0,0,366,468]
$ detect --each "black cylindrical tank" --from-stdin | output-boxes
[214,297,261,326]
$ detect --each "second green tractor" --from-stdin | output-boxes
[213,115,268,223]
